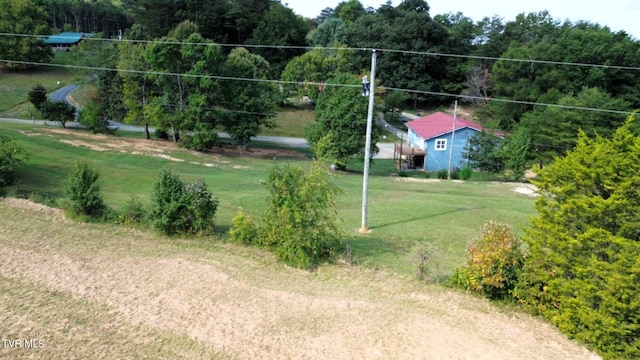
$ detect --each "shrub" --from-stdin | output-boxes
[150,170,184,235]
[0,134,26,197]
[65,162,106,217]
[437,169,448,179]
[258,162,342,269]
[460,165,473,180]
[79,102,113,134]
[452,221,525,300]
[414,242,442,284]
[181,123,218,152]
[181,180,218,234]
[150,170,218,235]
[397,170,408,177]
[116,195,147,226]
[228,209,257,245]
[451,169,460,180]
[155,128,170,140]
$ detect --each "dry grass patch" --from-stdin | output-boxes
[0,199,600,359]
[0,275,222,359]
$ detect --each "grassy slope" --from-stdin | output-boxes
[0,53,78,118]
[0,199,596,359]
[2,121,535,277]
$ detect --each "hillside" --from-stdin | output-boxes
[0,198,600,359]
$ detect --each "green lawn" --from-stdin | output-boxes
[1,121,536,277]
[260,105,315,138]
[0,53,78,118]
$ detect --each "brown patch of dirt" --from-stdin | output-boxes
[396,177,442,183]
[1,198,66,218]
[208,144,307,160]
[0,199,600,360]
[40,128,306,164]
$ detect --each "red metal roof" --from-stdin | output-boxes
[405,111,485,140]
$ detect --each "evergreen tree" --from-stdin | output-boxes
[515,116,640,359]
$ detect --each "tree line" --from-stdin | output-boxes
[3,0,639,165]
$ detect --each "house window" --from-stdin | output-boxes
[435,139,447,151]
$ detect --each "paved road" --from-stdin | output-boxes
[49,84,79,107]
[0,117,397,159]
[5,84,401,159]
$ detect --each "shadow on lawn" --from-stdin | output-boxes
[370,206,486,230]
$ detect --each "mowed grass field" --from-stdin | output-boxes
[1,121,536,277]
[0,124,596,359]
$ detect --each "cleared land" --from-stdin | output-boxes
[3,122,535,275]
[0,198,600,359]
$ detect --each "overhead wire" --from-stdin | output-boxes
[2,32,640,71]
[0,32,638,116]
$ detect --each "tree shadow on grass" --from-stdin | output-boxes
[370,206,486,230]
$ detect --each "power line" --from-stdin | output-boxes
[2,59,635,116]
[3,32,640,71]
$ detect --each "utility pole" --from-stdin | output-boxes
[360,49,377,233]
[447,100,458,180]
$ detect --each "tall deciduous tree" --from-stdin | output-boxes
[280,47,350,101]
[335,0,366,25]
[41,100,76,128]
[306,17,347,47]
[305,73,381,170]
[145,22,224,142]
[246,1,308,77]
[0,0,52,69]
[345,1,453,107]
[118,39,154,139]
[515,117,640,359]
[219,47,278,150]
[70,32,126,123]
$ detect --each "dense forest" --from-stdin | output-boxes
[2,0,640,162]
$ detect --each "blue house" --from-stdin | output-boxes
[405,112,500,172]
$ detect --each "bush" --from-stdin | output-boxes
[181,123,218,152]
[451,169,460,180]
[116,195,147,226]
[79,102,113,134]
[452,221,525,300]
[228,209,257,245]
[258,162,342,269]
[0,134,26,197]
[181,180,218,234]
[150,170,218,235]
[155,128,170,140]
[397,170,408,177]
[437,169,448,179]
[65,162,106,217]
[460,165,473,180]
[414,242,442,284]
